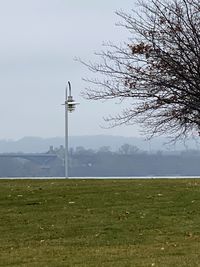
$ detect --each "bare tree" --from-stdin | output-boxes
[81,0,200,140]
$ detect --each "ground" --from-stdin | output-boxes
[0,179,200,266]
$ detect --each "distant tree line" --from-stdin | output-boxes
[1,144,200,177]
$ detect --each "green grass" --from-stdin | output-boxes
[1,179,200,266]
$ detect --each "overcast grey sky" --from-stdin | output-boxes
[0,0,139,140]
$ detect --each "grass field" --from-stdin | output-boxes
[1,179,200,266]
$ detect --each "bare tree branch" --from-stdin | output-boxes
[80,0,200,140]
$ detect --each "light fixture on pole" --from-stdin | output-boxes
[64,81,79,178]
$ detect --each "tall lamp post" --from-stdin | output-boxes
[64,81,79,178]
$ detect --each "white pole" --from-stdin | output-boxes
[65,85,68,178]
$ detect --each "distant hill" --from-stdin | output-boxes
[0,135,199,153]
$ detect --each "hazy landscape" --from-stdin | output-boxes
[1,0,200,265]
[0,135,200,153]
[0,135,200,178]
